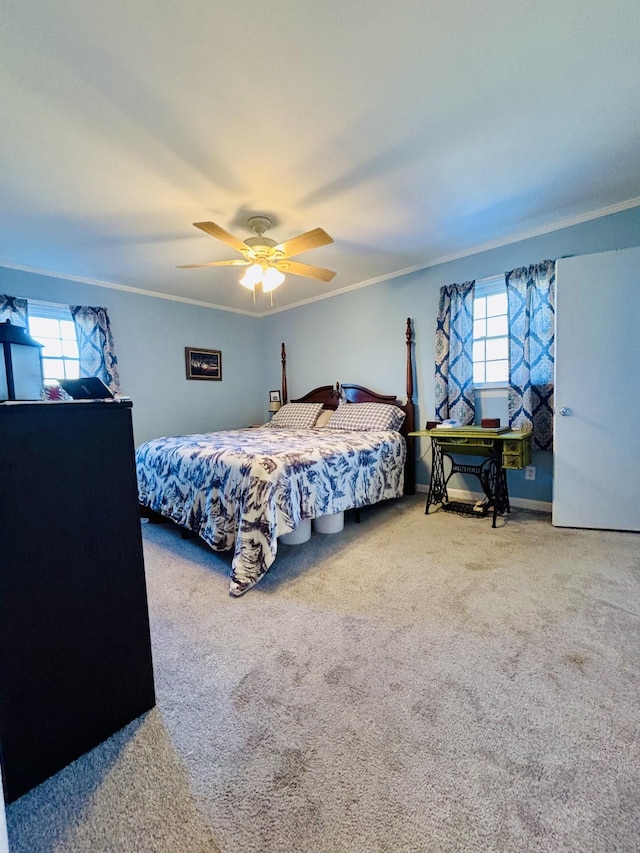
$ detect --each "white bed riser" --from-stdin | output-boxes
[313,512,345,534]
[279,517,312,545]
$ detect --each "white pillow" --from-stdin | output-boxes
[267,402,324,429]
[326,402,406,431]
[313,408,335,428]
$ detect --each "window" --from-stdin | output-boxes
[28,302,80,383]
[473,277,508,385]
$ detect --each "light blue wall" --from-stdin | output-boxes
[0,267,263,445]
[3,204,639,501]
[263,206,640,503]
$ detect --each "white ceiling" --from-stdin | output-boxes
[2,1,640,316]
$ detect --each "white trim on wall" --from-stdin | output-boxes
[415,483,552,514]
[251,195,640,315]
[0,261,258,317]
[1,196,639,319]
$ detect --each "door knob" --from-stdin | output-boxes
[560,407,573,416]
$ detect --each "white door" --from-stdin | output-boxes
[553,247,640,531]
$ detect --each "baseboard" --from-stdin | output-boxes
[415,483,552,514]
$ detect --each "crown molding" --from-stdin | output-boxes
[0,260,258,316]
[2,195,639,318]
[261,195,640,315]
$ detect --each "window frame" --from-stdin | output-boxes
[27,300,80,384]
[473,276,509,390]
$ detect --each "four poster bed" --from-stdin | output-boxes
[136,318,416,595]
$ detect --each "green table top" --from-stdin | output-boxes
[409,427,530,441]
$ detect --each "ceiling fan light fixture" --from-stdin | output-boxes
[239,263,285,293]
[262,266,285,292]
[239,263,264,290]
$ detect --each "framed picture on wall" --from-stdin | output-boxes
[185,347,222,381]
[269,390,281,403]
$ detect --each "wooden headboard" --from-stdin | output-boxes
[282,318,416,495]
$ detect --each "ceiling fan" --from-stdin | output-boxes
[177,216,336,294]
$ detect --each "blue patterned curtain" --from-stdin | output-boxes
[506,260,555,450]
[434,281,475,424]
[0,294,28,328]
[70,305,121,393]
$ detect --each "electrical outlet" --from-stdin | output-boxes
[524,465,536,481]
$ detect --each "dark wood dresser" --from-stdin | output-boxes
[0,400,155,803]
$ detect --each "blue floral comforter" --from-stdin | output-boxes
[136,427,406,595]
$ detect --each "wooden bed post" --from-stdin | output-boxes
[404,317,416,495]
[281,342,288,404]
[281,322,415,495]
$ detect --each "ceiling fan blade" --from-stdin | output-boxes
[193,222,248,254]
[275,259,336,282]
[177,259,250,269]
[275,228,333,258]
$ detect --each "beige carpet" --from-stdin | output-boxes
[7,496,640,852]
